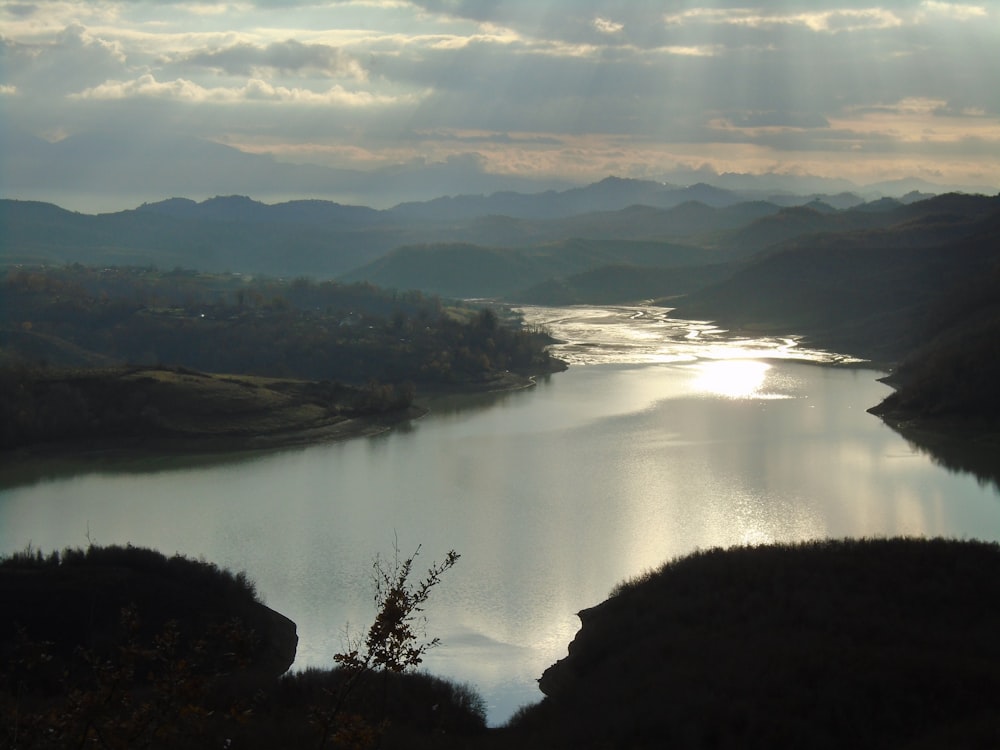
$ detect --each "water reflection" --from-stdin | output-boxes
[520,304,865,367]
[884,421,1000,491]
[691,360,772,399]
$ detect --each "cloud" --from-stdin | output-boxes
[727,111,832,129]
[592,17,623,35]
[853,97,949,116]
[663,7,904,34]
[167,39,368,79]
[2,0,998,197]
[1,23,132,97]
[919,1,988,20]
[659,45,719,57]
[70,73,424,106]
[407,129,565,146]
[5,3,39,17]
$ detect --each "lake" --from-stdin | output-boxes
[2,305,998,725]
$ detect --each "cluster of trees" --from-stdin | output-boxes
[1,265,561,386]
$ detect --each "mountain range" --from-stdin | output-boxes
[3,129,991,215]
[0,176,961,283]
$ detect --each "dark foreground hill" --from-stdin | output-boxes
[1,545,297,682]
[509,537,1000,750]
[5,539,1000,749]
[1,544,487,749]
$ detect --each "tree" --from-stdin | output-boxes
[312,544,460,748]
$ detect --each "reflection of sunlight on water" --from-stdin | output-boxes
[691,360,771,399]
[519,304,865,367]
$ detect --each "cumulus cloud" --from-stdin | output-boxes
[0,23,133,97]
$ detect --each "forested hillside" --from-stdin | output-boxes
[0,266,563,451]
[0,266,559,384]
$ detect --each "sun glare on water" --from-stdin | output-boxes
[690,359,773,399]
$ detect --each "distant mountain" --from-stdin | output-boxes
[5,187,996,309]
[0,192,798,283]
[541,201,783,242]
[408,201,784,249]
[340,238,713,299]
[136,195,383,226]
[387,178,755,221]
[0,197,402,276]
[667,167,994,199]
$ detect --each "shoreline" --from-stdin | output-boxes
[0,408,425,489]
[0,369,556,489]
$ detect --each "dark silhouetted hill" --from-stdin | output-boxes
[508,538,1000,750]
[7,539,1000,749]
[1,544,488,749]
[1,544,296,687]
[713,192,998,255]
[867,231,1000,459]
[671,194,1000,362]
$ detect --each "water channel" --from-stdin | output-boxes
[2,305,998,724]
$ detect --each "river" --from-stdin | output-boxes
[2,305,998,724]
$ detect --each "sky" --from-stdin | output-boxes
[2,0,999,206]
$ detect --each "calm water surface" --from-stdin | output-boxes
[2,305,998,724]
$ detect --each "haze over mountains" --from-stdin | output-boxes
[1,175,989,288]
[2,129,990,215]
